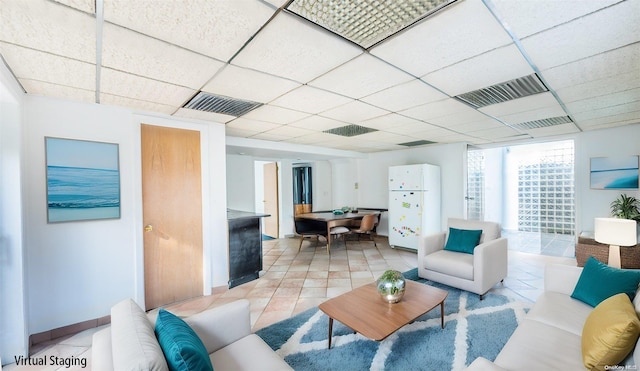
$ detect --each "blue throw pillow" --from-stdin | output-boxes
[571,256,640,307]
[443,227,483,254]
[155,309,213,371]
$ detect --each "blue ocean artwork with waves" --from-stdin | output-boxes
[590,156,639,190]
[46,137,120,222]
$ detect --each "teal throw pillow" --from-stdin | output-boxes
[155,309,213,371]
[571,256,640,308]
[443,227,483,254]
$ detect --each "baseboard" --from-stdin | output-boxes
[29,315,111,352]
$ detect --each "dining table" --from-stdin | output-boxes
[296,210,381,253]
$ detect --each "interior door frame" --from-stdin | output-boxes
[132,116,213,309]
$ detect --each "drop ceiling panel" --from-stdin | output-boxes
[565,89,640,116]
[428,109,493,128]
[203,65,300,104]
[422,45,534,96]
[320,100,389,122]
[100,68,196,107]
[497,105,569,127]
[540,44,640,91]
[525,123,581,138]
[242,104,310,124]
[100,93,177,115]
[103,0,275,61]
[469,126,523,140]
[0,43,95,91]
[309,54,413,99]
[360,113,426,131]
[20,79,95,103]
[262,125,316,138]
[446,118,507,132]
[400,98,476,122]
[225,126,260,138]
[53,0,95,14]
[491,0,620,39]
[361,79,448,112]
[232,12,362,83]
[578,114,640,130]
[479,92,561,117]
[0,0,95,63]
[554,71,639,105]
[288,116,347,131]
[521,1,640,70]
[573,101,640,122]
[355,131,417,144]
[384,120,441,135]
[102,24,224,89]
[270,85,353,114]
[226,118,281,133]
[173,108,235,124]
[370,0,512,77]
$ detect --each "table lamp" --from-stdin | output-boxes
[594,217,638,269]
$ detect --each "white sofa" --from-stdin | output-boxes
[466,264,640,370]
[92,298,292,371]
[418,218,508,299]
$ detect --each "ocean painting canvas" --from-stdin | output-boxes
[46,137,121,223]
[590,156,639,190]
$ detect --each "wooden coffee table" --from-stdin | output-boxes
[318,280,448,349]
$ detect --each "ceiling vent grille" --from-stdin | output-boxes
[512,116,573,130]
[183,92,262,116]
[323,124,378,137]
[455,74,548,108]
[399,139,436,147]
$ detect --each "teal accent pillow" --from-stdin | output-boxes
[443,227,483,254]
[155,309,213,371]
[571,256,640,307]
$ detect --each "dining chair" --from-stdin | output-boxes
[349,213,378,247]
[330,226,350,249]
[294,218,327,251]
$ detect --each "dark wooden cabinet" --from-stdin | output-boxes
[227,210,270,288]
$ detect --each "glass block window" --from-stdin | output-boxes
[467,149,485,221]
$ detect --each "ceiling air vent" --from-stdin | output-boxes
[512,116,573,130]
[455,74,548,108]
[183,92,262,116]
[399,140,436,147]
[323,124,378,137]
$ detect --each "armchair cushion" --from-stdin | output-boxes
[571,256,640,307]
[443,227,482,254]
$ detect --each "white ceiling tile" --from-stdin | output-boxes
[100,93,177,115]
[521,1,640,70]
[242,104,310,124]
[20,79,95,103]
[287,132,338,145]
[309,54,413,99]
[479,92,560,117]
[100,68,196,107]
[225,126,260,138]
[0,0,95,63]
[0,42,95,91]
[447,118,506,133]
[360,114,424,130]
[226,118,281,133]
[555,72,640,105]
[102,23,224,89]
[173,108,235,124]
[499,105,568,126]
[565,88,640,115]
[370,0,512,76]
[400,98,475,122]
[573,101,640,122]
[270,86,353,114]
[52,0,95,14]
[232,12,362,83]
[320,101,389,122]
[428,109,493,128]
[250,132,291,141]
[261,125,316,138]
[361,79,448,112]
[384,121,441,135]
[203,65,300,104]
[355,131,416,144]
[491,0,621,39]
[466,126,523,140]
[526,123,581,138]
[422,44,533,96]
[288,116,346,131]
[577,116,640,131]
[103,0,275,61]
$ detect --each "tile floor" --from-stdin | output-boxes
[4,234,577,370]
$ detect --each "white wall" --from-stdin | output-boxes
[0,61,28,362]
[226,154,256,212]
[22,95,227,336]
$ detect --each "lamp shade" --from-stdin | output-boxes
[594,218,638,247]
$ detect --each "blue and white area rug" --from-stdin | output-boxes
[256,269,530,371]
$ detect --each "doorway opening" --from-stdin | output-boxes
[467,139,576,258]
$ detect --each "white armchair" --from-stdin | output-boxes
[417,218,508,299]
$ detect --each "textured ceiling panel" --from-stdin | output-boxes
[173,108,236,124]
[370,0,512,76]
[309,54,413,99]
[103,0,275,61]
[479,92,560,118]
[361,79,448,112]
[360,113,426,131]
[226,118,281,133]
[320,100,389,122]
[21,79,95,103]
[100,68,195,107]
[242,104,310,124]
[288,115,347,131]
[100,93,178,115]
[270,85,353,114]
[232,12,362,83]
[400,98,476,122]
[204,65,300,104]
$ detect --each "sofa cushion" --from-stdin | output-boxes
[110,298,169,371]
[155,309,213,371]
[525,291,593,336]
[424,249,474,280]
[443,227,482,254]
[582,293,640,370]
[571,256,640,307]
[210,334,292,371]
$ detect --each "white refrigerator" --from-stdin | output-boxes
[388,164,441,250]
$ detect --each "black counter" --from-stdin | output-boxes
[227,210,270,288]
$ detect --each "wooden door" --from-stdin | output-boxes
[263,162,279,238]
[141,124,203,310]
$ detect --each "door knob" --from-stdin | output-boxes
[144,224,153,232]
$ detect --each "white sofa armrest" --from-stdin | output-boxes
[465,357,510,371]
[473,237,508,290]
[185,299,252,354]
[544,264,582,295]
[91,327,114,371]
